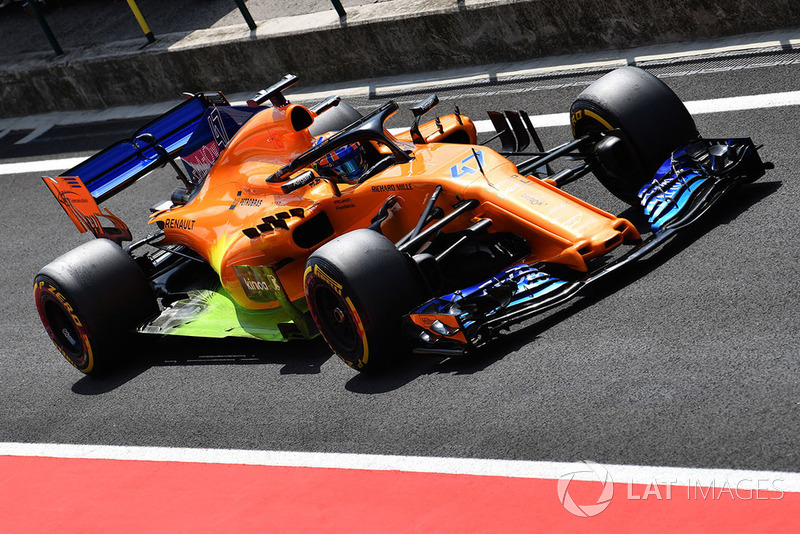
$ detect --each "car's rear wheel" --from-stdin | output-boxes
[34,238,158,375]
[570,66,699,204]
[304,229,427,372]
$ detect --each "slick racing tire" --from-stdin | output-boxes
[304,229,426,372]
[33,238,158,375]
[570,66,699,204]
[308,101,363,137]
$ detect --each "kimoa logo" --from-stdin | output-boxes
[557,461,614,517]
[244,279,271,292]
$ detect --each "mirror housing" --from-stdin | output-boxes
[409,94,439,144]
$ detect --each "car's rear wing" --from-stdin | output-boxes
[57,92,230,203]
[41,92,238,244]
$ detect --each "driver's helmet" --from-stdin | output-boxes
[313,132,368,184]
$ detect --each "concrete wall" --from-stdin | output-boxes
[2,0,799,117]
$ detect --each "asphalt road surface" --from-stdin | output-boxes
[1,50,797,475]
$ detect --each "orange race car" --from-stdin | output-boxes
[34,68,770,375]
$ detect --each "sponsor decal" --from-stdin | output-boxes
[164,218,196,230]
[233,265,277,303]
[313,264,343,295]
[333,197,355,210]
[229,191,264,210]
[411,314,465,342]
[345,295,369,367]
[519,192,545,206]
[243,279,271,292]
[207,107,231,148]
[183,141,220,185]
[564,213,583,227]
[570,109,583,128]
[59,191,89,204]
[371,183,413,193]
[450,150,485,178]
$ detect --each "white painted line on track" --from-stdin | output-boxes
[232,84,373,107]
[3,91,800,177]
[472,112,569,132]
[634,40,785,63]
[684,91,800,114]
[1,441,798,492]
[497,59,629,82]
[14,124,53,145]
[0,156,87,176]
[374,73,492,97]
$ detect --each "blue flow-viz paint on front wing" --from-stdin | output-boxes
[413,264,568,328]
[638,146,714,232]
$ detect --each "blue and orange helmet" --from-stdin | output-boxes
[313,132,367,184]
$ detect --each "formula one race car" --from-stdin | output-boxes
[34,67,770,375]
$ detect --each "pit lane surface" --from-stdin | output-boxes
[1,50,798,508]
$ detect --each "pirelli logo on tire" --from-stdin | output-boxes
[312,264,343,295]
[36,281,83,327]
[571,108,614,133]
[569,109,583,136]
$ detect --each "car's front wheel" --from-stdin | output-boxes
[304,229,427,372]
[571,66,699,204]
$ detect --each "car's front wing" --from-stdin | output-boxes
[404,137,771,355]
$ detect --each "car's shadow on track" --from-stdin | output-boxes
[147,336,335,375]
[344,351,506,394]
[71,337,336,395]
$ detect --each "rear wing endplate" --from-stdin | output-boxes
[41,175,132,243]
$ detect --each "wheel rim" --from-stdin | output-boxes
[576,121,643,204]
[312,284,360,355]
[43,299,86,365]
